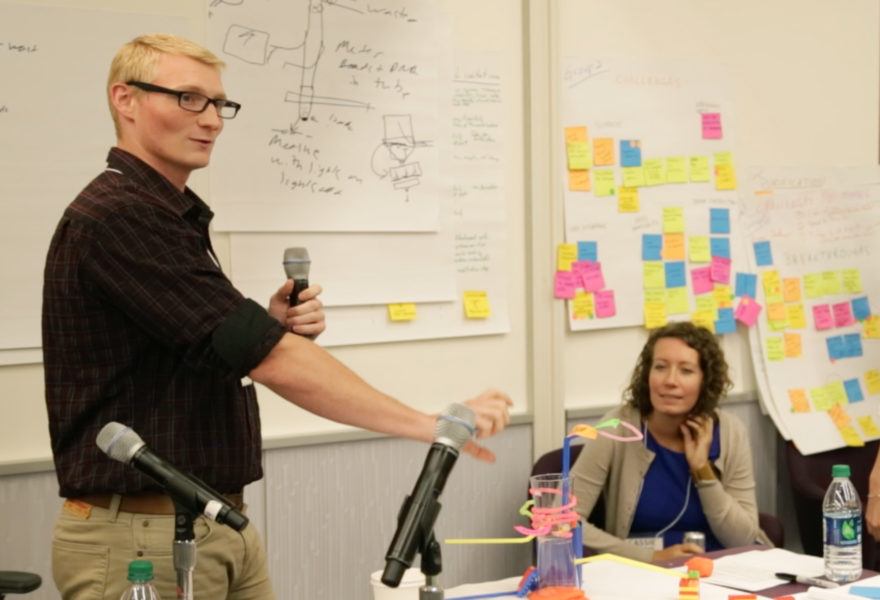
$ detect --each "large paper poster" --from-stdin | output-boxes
[742,166,880,455]
[559,59,747,333]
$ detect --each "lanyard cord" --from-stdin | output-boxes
[641,422,693,539]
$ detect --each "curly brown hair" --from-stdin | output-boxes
[624,322,732,418]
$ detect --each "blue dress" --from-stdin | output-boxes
[629,421,723,551]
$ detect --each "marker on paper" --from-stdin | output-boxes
[775,572,839,589]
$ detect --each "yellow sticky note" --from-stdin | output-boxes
[663,207,685,234]
[839,425,865,447]
[666,288,690,315]
[666,157,688,183]
[572,291,594,320]
[858,415,880,437]
[662,233,686,260]
[643,158,666,186]
[803,273,823,299]
[864,315,880,339]
[714,163,737,191]
[787,304,807,329]
[765,337,784,362]
[789,389,810,413]
[593,138,615,166]
[783,278,802,303]
[557,243,577,271]
[567,141,592,170]
[622,167,645,188]
[712,285,734,309]
[689,156,711,182]
[761,270,783,304]
[463,290,491,319]
[618,186,639,212]
[688,236,710,263]
[593,169,616,196]
[843,269,863,294]
[694,295,717,317]
[767,303,787,327]
[564,126,588,143]
[822,271,842,296]
[867,369,880,395]
[643,262,666,289]
[388,303,417,321]
[828,381,848,406]
[691,309,715,333]
[811,386,831,411]
[783,332,802,358]
[569,169,592,191]
[828,403,852,428]
[644,289,666,304]
[644,302,668,329]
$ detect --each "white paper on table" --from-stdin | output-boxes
[703,548,826,592]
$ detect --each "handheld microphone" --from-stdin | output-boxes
[283,247,310,307]
[381,404,476,587]
[96,422,248,531]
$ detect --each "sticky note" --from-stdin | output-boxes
[839,425,865,447]
[845,379,865,403]
[852,297,871,321]
[666,288,690,314]
[811,385,832,411]
[643,158,666,186]
[618,186,639,212]
[783,278,802,303]
[857,417,880,438]
[710,237,730,259]
[593,169,616,196]
[865,315,880,339]
[566,141,591,170]
[666,156,688,183]
[710,256,731,284]
[665,261,686,288]
[712,284,734,309]
[867,369,880,395]
[689,155,711,182]
[578,241,598,262]
[691,266,714,295]
[643,262,665,289]
[663,207,685,234]
[715,307,736,334]
[735,295,762,326]
[572,290,594,320]
[564,125,587,143]
[662,233,686,260]
[813,304,833,330]
[689,236,711,263]
[826,335,846,361]
[761,270,783,303]
[592,137,615,165]
[766,337,784,361]
[594,289,616,318]
[554,271,578,299]
[621,166,645,188]
[735,272,757,298]
[620,139,642,167]
[753,241,773,267]
[581,261,606,292]
[463,291,491,318]
[643,302,668,329]
[842,269,863,294]
[642,234,663,261]
[833,302,856,328]
[557,243,577,271]
[783,332,802,358]
[388,303,417,321]
[714,163,737,190]
[709,208,730,234]
[803,273,823,299]
[695,295,717,316]
[568,169,592,191]
[829,403,852,428]
[701,112,722,139]
[692,309,716,332]
[844,333,863,358]
[822,270,842,296]
[787,304,807,329]
[789,389,810,413]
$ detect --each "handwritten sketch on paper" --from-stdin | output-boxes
[741,167,880,455]
[206,0,443,231]
[559,59,745,333]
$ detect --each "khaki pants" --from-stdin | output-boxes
[52,496,275,600]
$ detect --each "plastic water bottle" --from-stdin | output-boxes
[823,464,862,583]
[119,560,161,600]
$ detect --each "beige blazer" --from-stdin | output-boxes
[570,404,773,562]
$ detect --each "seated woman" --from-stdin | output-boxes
[571,321,772,563]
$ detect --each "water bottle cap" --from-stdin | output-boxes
[127,560,154,582]
[832,464,851,478]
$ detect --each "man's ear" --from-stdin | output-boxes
[109,82,136,121]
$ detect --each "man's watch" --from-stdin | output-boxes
[691,462,718,482]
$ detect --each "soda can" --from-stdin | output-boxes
[683,531,706,552]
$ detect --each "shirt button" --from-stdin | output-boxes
[143,520,149,527]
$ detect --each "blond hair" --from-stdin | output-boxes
[107,33,225,135]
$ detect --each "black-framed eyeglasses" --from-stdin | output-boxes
[127,81,242,119]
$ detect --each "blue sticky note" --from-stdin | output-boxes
[577,241,598,262]
[845,378,865,403]
[735,272,757,298]
[642,234,662,261]
[852,296,871,321]
[620,140,642,167]
[753,241,773,267]
[715,308,736,334]
[710,208,730,234]
[665,261,686,288]
[850,586,880,599]
[844,333,864,358]
[710,237,730,259]
[826,336,845,360]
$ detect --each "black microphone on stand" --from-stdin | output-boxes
[283,247,310,307]
[96,422,248,531]
[381,403,476,588]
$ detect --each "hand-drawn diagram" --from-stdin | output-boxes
[371,114,431,200]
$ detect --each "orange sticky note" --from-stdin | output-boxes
[783,277,802,303]
[593,138,615,166]
[828,403,852,428]
[568,169,591,191]
[662,234,686,260]
[789,389,810,413]
[564,126,588,143]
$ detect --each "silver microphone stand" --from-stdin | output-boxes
[172,502,196,600]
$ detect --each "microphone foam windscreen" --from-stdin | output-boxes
[96,422,145,464]
[434,403,477,450]
[283,247,310,280]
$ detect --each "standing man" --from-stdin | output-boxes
[42,33,511,600]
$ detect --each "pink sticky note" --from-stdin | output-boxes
[710,255,731,284]
[595,289,616,318]
[691,266,714,295]
[735,295,762,326]
[702,113,722,139]
[582,262,606,292]
[833,301,856,328]
[554,271,577,299]
[812,304,833,330]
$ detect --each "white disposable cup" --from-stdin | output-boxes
[370,568,425,600]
